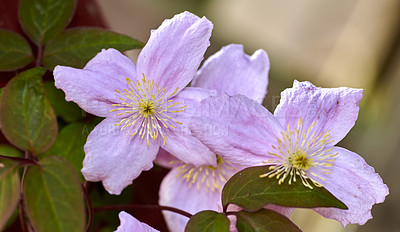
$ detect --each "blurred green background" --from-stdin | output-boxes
[93,0,399,231]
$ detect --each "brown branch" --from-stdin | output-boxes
[0,155,37,166]
[35,46,43,67]
[18,200,28,232]
[94,204,193,218]
[81,184,94,232]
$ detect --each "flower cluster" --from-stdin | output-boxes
[54,11,388,232]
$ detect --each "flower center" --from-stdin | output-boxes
[175,155,240,193]
[260,118,338,189]
[139,101,156,116]
[289,151,313,170]
[110,74,186,145]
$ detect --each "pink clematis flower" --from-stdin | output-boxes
[115,211,159,232]
[157,44,284,232]
[189,80,389,227]
[53,11,216,194]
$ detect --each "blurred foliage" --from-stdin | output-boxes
[43,80,85,123]
[40,122,92,182]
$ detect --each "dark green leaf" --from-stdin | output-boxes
[23,156,85,232]
[41,122,91,181]
[0,67,58,155]
[235,209,301,232]
[42,27,144,70]
[19,0,76,45]
[185,210,230,232]
[0,146,21,230]
[43,81,84,122]
[222,166,347,211]
[0,30,33,71]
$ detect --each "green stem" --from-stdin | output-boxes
[18,151,30,232]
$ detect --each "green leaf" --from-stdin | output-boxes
[43,81,84,122]
[41,122,91,181]
[235,209,301,232]
[222,165,347,211]
[0,144,23,158]
[0,30,33,71]
[19,0,76,45]
[42,27,144,70]
[185,210,230,232]
[23,156,85,232]
[0,146,22,230]
[0,67,58,155]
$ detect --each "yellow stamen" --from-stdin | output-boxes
[260,118,336,189]
[110,74,186,145]
[176,155,241,193]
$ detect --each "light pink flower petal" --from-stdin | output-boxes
[84,48,137,81]
[136,11,213,97]
[82,117,160,195]
[53,50,137,117]
[115,211,159,232]
[312,147,389,226]
[159,168,221,232]
[154,148,181,169]
[189,94,284,166]
[161,128,216,167]
[192,44,269,103]
[170,87,217,124]
[274,80,363,145]
[160,87,217,166]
